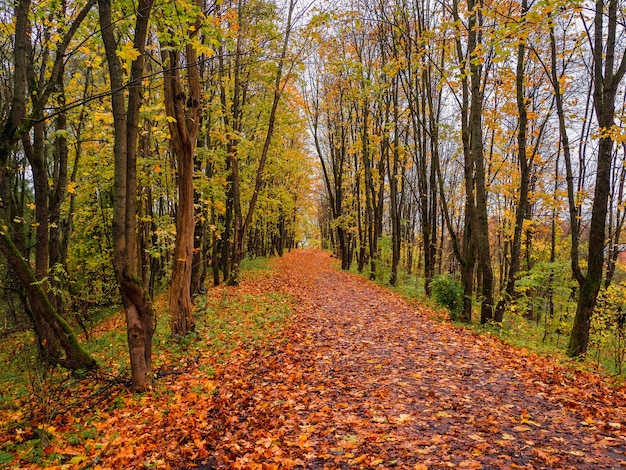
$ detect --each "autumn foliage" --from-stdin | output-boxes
[2,250,625,468]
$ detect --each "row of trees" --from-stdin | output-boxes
[0,0,313,390]
[307,0,626,359]
[3,0,625,390]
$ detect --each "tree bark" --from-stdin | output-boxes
[98,0,155,391]
[568,0,626,356]
[162,26,202,335]
[494,0,530,322]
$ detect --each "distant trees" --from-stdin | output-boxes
[307,0,626,359]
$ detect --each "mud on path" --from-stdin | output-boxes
[203,249,626,469]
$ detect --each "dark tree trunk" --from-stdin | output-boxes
[568,0,626,356]
[99,0,155,391]
[494,0,530,322]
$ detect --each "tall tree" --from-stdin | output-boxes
[228,0,298,284]
[568,0,626,356]
[98,0,156,391]
[0,0,97,370]
[494,0,532,322]
[160,0,204,335]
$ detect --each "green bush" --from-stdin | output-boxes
[430,275,463,320]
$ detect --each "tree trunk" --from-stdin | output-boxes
[98,0,155,391]
[0,231,96,370]
[568,0,626,356]
[389,76,402,287]
[467,0,493,324]
[494,0,530,322]
[162,31,202,335]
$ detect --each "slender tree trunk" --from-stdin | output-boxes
[99,0,155,391]
[568,0,626,356]
[467,0,493,323]
[605,150,625,288]
[495,0,530,322]
[389,76,402,287]
[450,0,477,322]
[229,0,297,283]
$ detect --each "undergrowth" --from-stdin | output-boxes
[0,257,291,468]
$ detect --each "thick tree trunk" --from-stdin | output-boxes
[169,140,196,334]
[568,134,613,356]
[162,34,202,335]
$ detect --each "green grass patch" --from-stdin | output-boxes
[240,256,273,278]
[183,290,292,361]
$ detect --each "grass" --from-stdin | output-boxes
[0,257,292,468]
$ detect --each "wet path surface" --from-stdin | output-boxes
[206,250,626,469]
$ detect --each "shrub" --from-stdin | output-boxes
[430,275,463,320]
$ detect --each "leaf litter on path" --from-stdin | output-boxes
[9,249,624,469]
[198,250,626,469]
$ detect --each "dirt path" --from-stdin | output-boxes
[203,250,626,469]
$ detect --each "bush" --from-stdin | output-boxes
[430,275,463,320]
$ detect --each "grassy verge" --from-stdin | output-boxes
[0,257,292,468]
[348,259,625,381]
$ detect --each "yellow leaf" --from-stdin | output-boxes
[116,43,141,62]
[68,181,77,194]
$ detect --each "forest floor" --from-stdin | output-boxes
[3,249,626,469]
[191,249,626,469]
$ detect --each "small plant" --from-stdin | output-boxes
[430,275,463,320]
